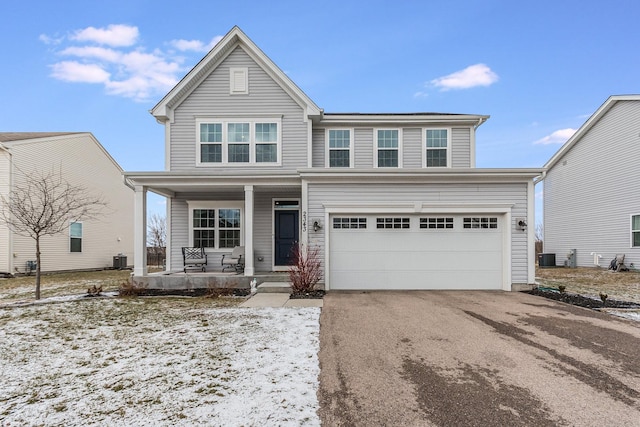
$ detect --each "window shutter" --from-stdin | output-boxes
[230,68,248,94]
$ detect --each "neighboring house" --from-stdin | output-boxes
[542,95,640,268]
[125,26,542,291]
[0,132,134,274]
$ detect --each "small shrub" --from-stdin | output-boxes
[118,281,145,297]
[599,292,608,306]
[288,244,322,294]
[558,285,566,293]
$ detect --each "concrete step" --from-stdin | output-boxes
[257,281,292,294]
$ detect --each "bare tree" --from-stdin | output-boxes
[147,213,166,267]
[0,169,106,299]
[535,223,544,258]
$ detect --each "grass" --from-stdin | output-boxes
[0,269,132,301]
[536,266,640,304]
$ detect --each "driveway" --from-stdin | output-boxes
[318,291,640,426]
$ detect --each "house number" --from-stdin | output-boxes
[302,211,307,232]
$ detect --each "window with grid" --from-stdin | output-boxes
[333,217,367,229]
[376,129,399,167]
[193,209,216,248]
[420,217,454,229]
[632,215,640,247]
[218,209,241,248]
[426,129,448,167]
[197,119,279,165]
[70,222,83,252]
[376,217,410,229]
[328,129,351,167]
[463,217,498,229]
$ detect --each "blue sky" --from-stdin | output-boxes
[2,0,639,222]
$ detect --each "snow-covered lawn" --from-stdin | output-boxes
[0,297,321,426]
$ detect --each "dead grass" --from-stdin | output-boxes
[536,266,640,304]
[0,270,131,301]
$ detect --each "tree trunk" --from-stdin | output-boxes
[35,236,41,300]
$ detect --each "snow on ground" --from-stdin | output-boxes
[606,310,640,322]
[0,298,321,426]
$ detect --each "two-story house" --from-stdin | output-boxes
[125,26,542,291]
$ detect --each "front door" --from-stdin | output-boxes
[275,210,299,266]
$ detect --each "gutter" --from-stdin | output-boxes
[533,170,547,185]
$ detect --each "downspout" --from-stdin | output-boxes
[0,143,14,274]
[533,170,546,185]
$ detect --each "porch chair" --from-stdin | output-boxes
[182,247,208,273]
[221,246,245,273]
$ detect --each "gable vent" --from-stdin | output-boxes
[230,67,248,94]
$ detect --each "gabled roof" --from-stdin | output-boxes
[0,132,81,143]
[151,26,322,123]
[544,95,640,170]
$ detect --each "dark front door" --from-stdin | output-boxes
[275,210,299,266]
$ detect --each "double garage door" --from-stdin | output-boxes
[329,214,505,290]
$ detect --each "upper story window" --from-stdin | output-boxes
[632,215,640,247]
[327,129,352,168]
[375,129,401,168]
[424,129,450,168]
[197,118,281,166]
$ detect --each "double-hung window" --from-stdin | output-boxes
[425,129,449,167]
[70,222,82,253]
[189,202,243,249]
[376,129,400,167]
[632,215,640,247]
[327,129,352,167]
[197,118,281,165]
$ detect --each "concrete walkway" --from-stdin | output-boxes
[239,292,323,308]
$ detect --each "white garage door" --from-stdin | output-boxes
[329,215,504,290]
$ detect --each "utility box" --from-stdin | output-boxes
[565,249,577,268]
[26,260,37,274]
[538,253,556,268]
[113,255,127,270]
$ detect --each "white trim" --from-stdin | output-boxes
[527,180,535,283]
[470,125,476,167]
[165,197,172,271]
[422,127,452,168]
[272,197,301,271]
[195,117,282,167]
[373,128,403,168]
[244,186,254,275]
[229,67,248,95]
[325,128,354,168]
[186,201,244,251]
[164,121,171,171]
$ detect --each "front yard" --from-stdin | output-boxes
[0,276,321,426]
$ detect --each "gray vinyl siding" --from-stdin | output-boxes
[354,129,373,167]
[451,128,471,167]
[169,47,308,172]
[402,128,422,168]
[169,188,301,272]
[312,129,325,167]
[544,100,640,268]
[308,182,530,284]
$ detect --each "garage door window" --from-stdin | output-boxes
[376,217,410,229]
[463,217,498,229]
[333,217,367,229]
[420,217,454,229]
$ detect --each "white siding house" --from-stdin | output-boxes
[543,95,640,268]
[125,26,542,291]
[0,132,134,274]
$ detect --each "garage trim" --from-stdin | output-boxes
[323,202,513,291]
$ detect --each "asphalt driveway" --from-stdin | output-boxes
[317,291,640,426]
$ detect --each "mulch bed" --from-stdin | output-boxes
[526,289,640,310]
[289,290,326,299]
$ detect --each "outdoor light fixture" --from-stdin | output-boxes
[313,220,322,232]
[516,218,527,230]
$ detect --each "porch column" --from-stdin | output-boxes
[133,185,148,276]
[244,185,255,276]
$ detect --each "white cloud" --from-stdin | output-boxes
[50,61,110,83]
[42,25,221,102]
[431,63,499,91]
[71,24,139,47]
[535,189,543,199]
[39,34,63,45]
[413,91,429,98]
[533,128,577,145]
[170,36,223,53]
